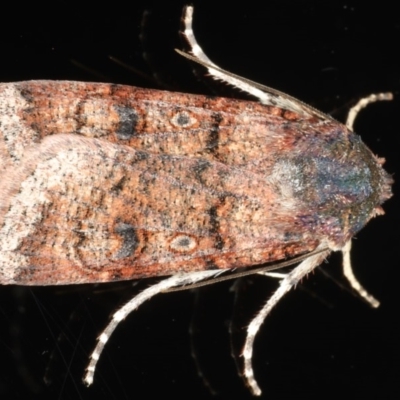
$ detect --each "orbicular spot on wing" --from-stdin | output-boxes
[169,234,198,253]
[170,110,198,128]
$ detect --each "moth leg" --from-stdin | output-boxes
[242,246,330,396]
[179,6,279,106]
[84,270,219,386]
[341,241,379,308]
[180,6,215,68]
[179,6,319,117]
[346,92,393,131]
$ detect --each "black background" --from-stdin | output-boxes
[0,1,398,399]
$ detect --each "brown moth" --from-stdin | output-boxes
[0,5,392,396]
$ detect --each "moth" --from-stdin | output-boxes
[0,5,392,396]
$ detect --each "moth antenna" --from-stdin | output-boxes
[346,92,393,131]
[164,246,329,292]
[179,6,328,119]
[341,241,379,308]
[242,245,330,396]
[84,270,219,386]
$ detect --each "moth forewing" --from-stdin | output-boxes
[0,5,392,398]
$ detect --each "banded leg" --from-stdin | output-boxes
[242,246,330,396]
[84,270,219,386]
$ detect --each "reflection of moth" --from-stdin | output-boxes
[0,5,392,396]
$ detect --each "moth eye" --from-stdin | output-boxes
[170,110,197,128]
[169,234,198,253]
